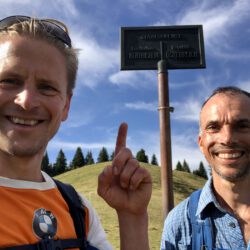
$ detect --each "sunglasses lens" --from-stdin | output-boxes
[0,16,71,48]
[42,20,71,47]
[0,16,30,29]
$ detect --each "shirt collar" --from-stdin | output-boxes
[196,177,225,217]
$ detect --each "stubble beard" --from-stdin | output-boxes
[0,135,47,158]
[211,162,250,182]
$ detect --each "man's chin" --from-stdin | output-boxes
[3,145,45,158]
[213,166,250,182]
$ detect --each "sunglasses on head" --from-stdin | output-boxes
[0,15,72,48]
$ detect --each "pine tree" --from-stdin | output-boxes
[71,147,85,169]
[41,152,54,176]
[53,149,67,175]
[85,151,95,165]
[97,147,109,163]
[193,161,208,179]
[109,151,115,161]
[176,161,183,171]
[182,160,191,173]
[151,154,158,166]
[136,149,149,163]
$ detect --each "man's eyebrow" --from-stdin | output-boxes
[204,120,219,127]
[204,118,250,127]
[235,118,250,124]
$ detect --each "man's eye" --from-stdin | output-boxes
[39,84,59,95]
[0,79,18,85]
[237,123,250,130]
[206,125,219,132]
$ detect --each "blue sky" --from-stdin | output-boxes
[1,0,250,170]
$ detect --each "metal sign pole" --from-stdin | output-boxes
[120,24,206,219]
[157,56,174,218]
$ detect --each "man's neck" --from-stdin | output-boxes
[213,174,250,209]
[0,151,44,182]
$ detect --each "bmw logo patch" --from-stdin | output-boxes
[32,208,57,239]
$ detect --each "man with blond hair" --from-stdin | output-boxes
[0,15,152,250]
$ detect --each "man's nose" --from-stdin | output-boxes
[14,86,40,110]
[219,126,237,145]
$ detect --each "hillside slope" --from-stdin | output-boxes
[56,162,206,250]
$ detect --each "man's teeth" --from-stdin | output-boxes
[217,152,242,159]
[11,117,39,126]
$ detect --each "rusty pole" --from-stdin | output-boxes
[157,58,174,219]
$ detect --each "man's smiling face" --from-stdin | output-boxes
[0,36,71,157]
[198,92,250,182]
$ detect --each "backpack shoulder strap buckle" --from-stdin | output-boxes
[38,239,63,250]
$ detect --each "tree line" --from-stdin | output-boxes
[42,146,208,179]
[175,160,208,179]
[41,147,159,177]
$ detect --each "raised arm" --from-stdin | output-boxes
[98,123,152,250]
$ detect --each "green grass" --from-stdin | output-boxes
[56,162,206,249]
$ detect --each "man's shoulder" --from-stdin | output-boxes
[165,196,190,226]
[161,197,192,249]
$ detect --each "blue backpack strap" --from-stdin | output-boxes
[189,189,214,250]
[54,179,99,250]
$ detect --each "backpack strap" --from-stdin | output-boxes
[0,238,84,250]
[54,179,87,242]
[54,179,99,250]
[189,189,214,250]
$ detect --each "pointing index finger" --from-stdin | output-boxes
[114,122,128,156]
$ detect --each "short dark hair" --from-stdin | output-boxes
[202,86,250,108]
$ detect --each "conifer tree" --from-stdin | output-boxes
[109,151,115,161]
[53,149,67,175]
[85,151,95,165]
[136,149,149,163]
[41,151,54,176]
[176,161,183,171]
[71,147,85,169]
[182,160,191,173]
[97,147,109,163]
[151,154,158,166]
[193,161,208,179]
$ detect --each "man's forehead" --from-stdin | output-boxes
[0,40,13,60]
[203,93,249,109]
[200,93,250,122]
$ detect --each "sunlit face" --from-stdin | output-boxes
[0,36,71,157]
[198,93,250,182]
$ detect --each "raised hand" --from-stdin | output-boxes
[97,122,152,215]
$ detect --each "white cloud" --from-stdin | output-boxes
[109,70,156,88]
[48,140,114,151]
[173,98,201,122]
[52,0,79,17]
[177,0,250,59]
[0,0,30,4]
[73,32,119,88]
[179,0,249,40]
[124,0,156,9]
[125,101,157,111]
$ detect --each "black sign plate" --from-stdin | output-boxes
[121,25,205,70]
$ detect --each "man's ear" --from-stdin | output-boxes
[198,135,204,155]
[62,93,72,121]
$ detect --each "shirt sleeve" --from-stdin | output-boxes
[78,194,113,250]
[160,198,192,250]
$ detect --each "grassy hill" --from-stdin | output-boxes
[56,162,206,250]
